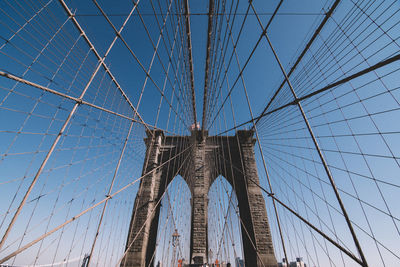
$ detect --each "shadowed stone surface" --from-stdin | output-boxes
[122,130,277,267]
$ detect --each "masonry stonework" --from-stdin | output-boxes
[122,130,277,267]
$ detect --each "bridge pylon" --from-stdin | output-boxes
[122,130,277,267]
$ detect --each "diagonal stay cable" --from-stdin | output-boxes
[214,145,364,266]
[252,0,341,128]
[117,143,192,266]
[0,143,193,264]
[184,0,197,125]
[251,3,369,264]
[202,0,215,130]
[221,3,290,263]
[92,0,190,129]
[0,2,143,249]
[207,0,283,131]
[57,0,152,134]
[0,70,178,134]
[86,119,135,266]
[216,51,400,136]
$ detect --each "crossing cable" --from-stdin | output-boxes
[150,0,194,125]
[260,131,400,223]
[0,0,53,50]
[0,20,91,232]
[183,0,197,125]
[206,3,252,130]
[259,141,352,265]
[146,186,179,267]
[208,162,265,267]
[202,0,215,129]
[210,84,268,267]
[207,0,283,131]
[141,0,194,126]
[269,147,400,260]
[261,0,400,113]
[248,7,358,262]
[154,12,185,126]
[264,135,349,264]
[122,123,187,266]
[118,144,192,267]
[213,178,239,263]
[0,3,141,249]
[284,0,398,103]
[301,56,384,264]
[0,10,99,109]
[122,74,190,266]
[204,0,238,127]
[310,14,399,186]
[82,1,191,258]
[0,143,126,252]
[57,0,151,133]
[211,92,243,264]
[252,0,341,128]
[31,68,120,266]
[94,135,146,265]
[148,175,188,267]
[275,137,331,267]
[214,70,360,262]
[165,0,193,125]
[277,199,336,267]
[4,122,139,258]
[0,70,178,134]
[0,9,74,91]
[154,66,192,263]
[261,143,400,261]
[214,115,241,264]
[206,0,233,130]
[151,107,189,266]
[86,121,135,266]
[145,1,197,127]
[250,4,369,266]
[41,124,134,264]
[213,52,264,265]
[280,0,372,103]
[0,142,192,264]
[304,13,398,263]
[214,144,364,266]
[90,0,190,130]
[136,0,186,127]
[218,2,290,265]
[0,2,95,88]
[87,0,189,261]
[252,41,400,139]
[1,131,125,261]
[216,48,400,136]
[164,0,196,127]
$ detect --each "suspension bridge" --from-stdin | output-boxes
[0,0,400,266]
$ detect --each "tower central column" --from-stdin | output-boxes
[189,131,209,264]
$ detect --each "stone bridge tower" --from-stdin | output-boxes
[121,130,277,267]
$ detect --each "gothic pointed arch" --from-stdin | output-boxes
[123,130,277,267]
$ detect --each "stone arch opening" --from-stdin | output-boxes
[154,175,191,267]
[207,175,244,265]
[123,130,277,267]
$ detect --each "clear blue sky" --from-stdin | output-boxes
[0,0,400,266]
